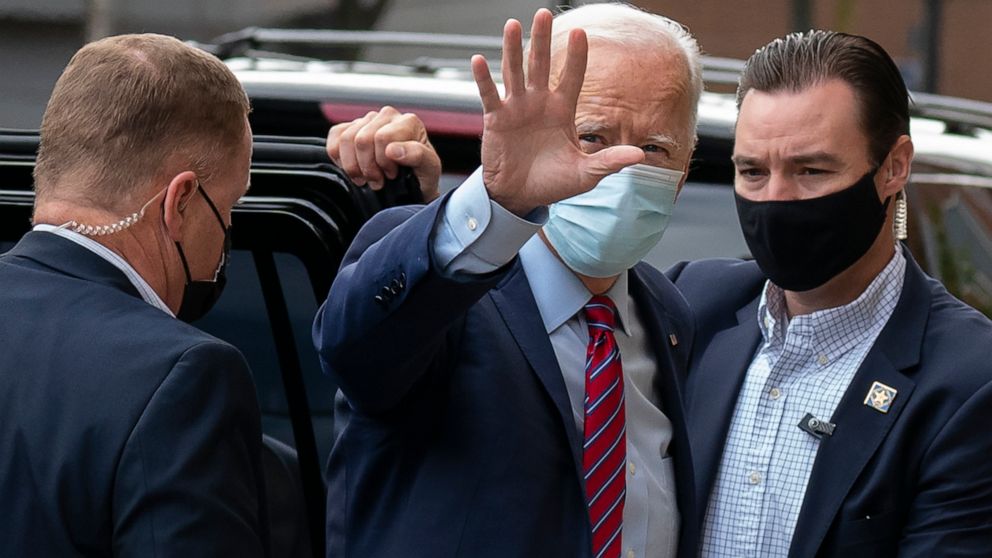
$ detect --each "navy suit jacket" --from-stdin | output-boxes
[314,199,698,557]
[668,253,992,558]
[0,232,269,557]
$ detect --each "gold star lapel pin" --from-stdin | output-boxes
[864,381,898,414]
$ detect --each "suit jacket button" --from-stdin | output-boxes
[374,295,385,306]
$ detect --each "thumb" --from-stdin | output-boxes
[579,145,644,189]
[387,141,442,198]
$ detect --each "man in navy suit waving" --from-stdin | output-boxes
[669,31,992,556]
[315,4,703,557]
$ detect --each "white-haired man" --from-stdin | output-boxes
[315,5,701,558]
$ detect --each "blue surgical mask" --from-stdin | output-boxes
[543,163,683,278]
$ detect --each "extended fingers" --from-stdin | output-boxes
[556,28,588,109]
[526,8,553,90]
[501,18,525,96]
[472,55,501,113]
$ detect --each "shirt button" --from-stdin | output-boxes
[628,462,636,476]
[466,216,478,231]
[769,387,782,400]
[626,550,635,558]
[748,471,762,485]
[817,354,828,366]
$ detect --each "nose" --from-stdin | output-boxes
[763,173,802,202]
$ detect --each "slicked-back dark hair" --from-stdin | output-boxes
[737,30,910,166]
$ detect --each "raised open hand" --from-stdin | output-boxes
[471,9,644,216]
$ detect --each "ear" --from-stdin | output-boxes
[161,171,200,242]
[879,135,914,199]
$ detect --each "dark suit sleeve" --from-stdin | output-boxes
[898,380,992,555]
[112,341,267,557]
[313,197,509,415]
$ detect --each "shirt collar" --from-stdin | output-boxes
[32,224,175,317]
[518,235,631,335]
[757,243,906,359]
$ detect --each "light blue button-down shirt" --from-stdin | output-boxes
[434,169,680,558]
[700,246,906,557]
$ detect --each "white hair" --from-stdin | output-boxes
[540,2,704,137]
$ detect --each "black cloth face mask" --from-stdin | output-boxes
[174,186,231,323]
[735,168,890,292]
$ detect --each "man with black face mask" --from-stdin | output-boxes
[0,35,271,556]
[668,31,992,556]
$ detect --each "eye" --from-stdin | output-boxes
[737,167,766,179]
[799,168,830,176]
[642,144,670,157]
[579,134,605,144]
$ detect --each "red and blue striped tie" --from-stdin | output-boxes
[582,295,626,558]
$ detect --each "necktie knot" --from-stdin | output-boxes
[585,295,618,332]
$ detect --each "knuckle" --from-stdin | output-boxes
[354,131,374,150]
[373,128,393,145]
[398,113,422,127]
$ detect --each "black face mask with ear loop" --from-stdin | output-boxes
[735,168,891,292]
[173,185,231,323]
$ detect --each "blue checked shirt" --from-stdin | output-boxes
[700,246,906,557]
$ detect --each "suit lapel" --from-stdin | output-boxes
[688,297,762,526]
[629,267,701,554]
[489,263,584,479]
[788,252,930,558]
[629,267,686,407]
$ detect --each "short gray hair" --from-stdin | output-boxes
[544,2,703,136]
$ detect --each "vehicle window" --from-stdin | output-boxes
[192,249,336,463]
[645,180,750,271]
[905,175,992,315]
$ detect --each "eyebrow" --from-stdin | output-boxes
[789,152,844,166]
[732,152,843,167]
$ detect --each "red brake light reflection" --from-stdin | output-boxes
[320,102,483,138]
